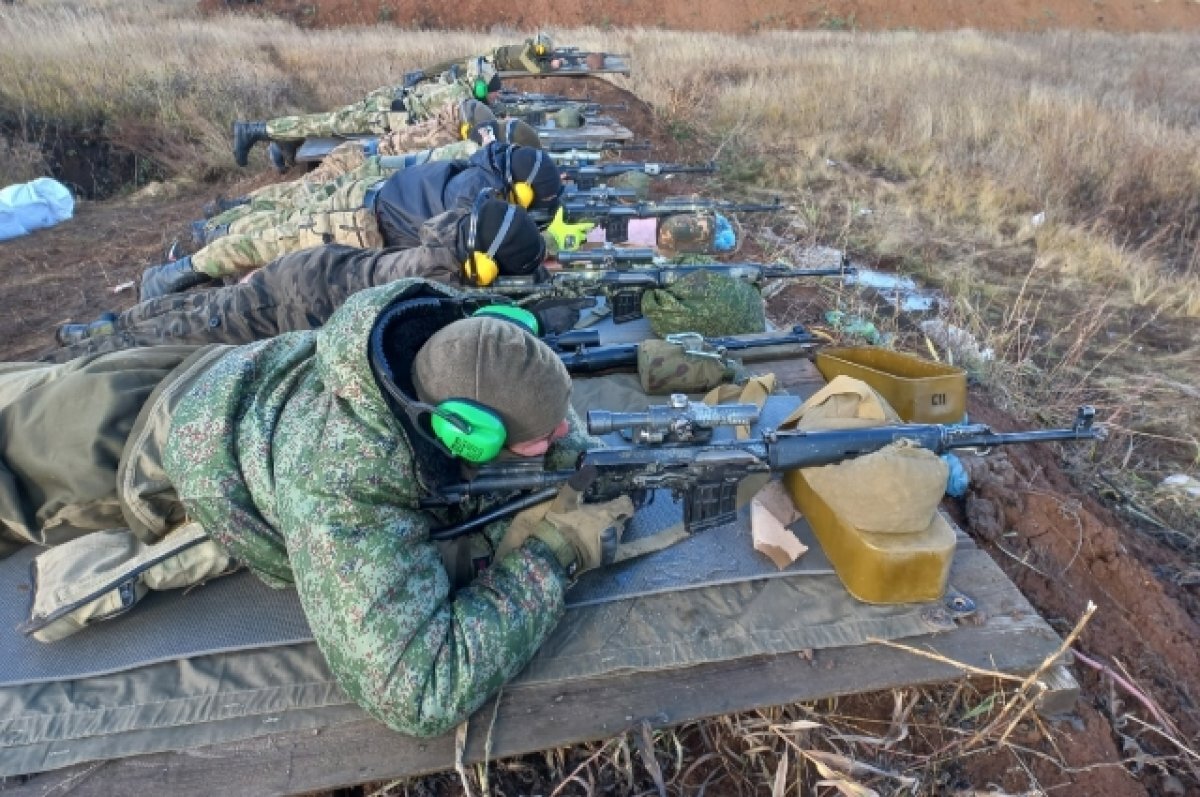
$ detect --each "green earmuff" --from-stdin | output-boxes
[471,305,540,335]
[472,78,489,101]
[429,399,507,464]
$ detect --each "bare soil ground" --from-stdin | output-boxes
[4,78,1198,795]
[203,0,1200,33]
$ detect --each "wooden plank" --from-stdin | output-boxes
[3,548,1064,797]
[1034,665,1082,717]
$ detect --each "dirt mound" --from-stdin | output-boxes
[203,0,1200,32]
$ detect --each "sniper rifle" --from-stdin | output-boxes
[492,261,853,323]
[546,140,652,155]
[560,196,787,243]
[425,402,1102,540]
[560,161,718,191]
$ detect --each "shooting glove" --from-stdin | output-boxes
[496,484,634,577]
[547,207,595,253]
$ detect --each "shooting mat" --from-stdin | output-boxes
[0,352,963,774]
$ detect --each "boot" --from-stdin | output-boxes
[55,324,90,347]
[267,141,300,173]
[140,256,209,301]
[232,121,269,167]
[202,195,250,219]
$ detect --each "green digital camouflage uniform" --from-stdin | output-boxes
[641,270,767,337]
[5,279,593,737]
[190,175,386,280]
[206,140,480,236]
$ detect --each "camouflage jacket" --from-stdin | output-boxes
[162,280,589,737]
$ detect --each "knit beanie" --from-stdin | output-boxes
[501,118,543,149]
[508,145,562,212]
[472,198,546,275]
[412,317,571,444]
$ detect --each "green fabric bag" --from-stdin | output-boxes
[641,270,766,338]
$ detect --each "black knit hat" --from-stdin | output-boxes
[487,74,503,93]
[507,145,562,213]
[474,198,546,276]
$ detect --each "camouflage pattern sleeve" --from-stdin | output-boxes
[284,503,568,737]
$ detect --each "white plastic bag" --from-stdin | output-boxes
[0,177,75,241]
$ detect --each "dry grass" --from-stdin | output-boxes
[366,605,1196,795]
[2,9,1196,307]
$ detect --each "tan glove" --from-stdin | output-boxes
[496,483,634,577]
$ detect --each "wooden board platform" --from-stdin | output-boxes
[0,358,1073,796]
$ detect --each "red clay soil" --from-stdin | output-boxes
[202,0,1200,32]
[4,79,1198,794]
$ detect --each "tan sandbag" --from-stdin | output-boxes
[780,375,901,431]
[801,442,949,533]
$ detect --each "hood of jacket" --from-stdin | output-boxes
[162,279,466,586]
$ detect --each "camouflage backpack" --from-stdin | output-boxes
[641,270,766,338]
[657,211,738,255]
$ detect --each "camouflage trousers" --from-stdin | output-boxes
[265,87,409,140]
[207,140,476,235]
[208,147,388,233]
[191,177,385,280]
[264,79,470,140]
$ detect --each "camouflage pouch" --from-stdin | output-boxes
[638,335,742,394]
[658,212,716,255]
[609,171,651,200]
[641,270,767,338]
[658,211,742,255]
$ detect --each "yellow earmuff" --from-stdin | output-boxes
[505,148,544,209]
[464,188,515,287]
[459,121,471,140]
[510,182,535,209]
[463,252,499,286]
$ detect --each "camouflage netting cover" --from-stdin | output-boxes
[641,270,767,337]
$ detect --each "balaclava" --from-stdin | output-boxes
[508,145,562,213]
[467,198,546,276]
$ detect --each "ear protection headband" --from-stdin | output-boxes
[367,297,508,464]
[463,189,516,287]
[505,147,545,209]
[470,304,540,335]
[468,57,491,101]
[384,385,508,465]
